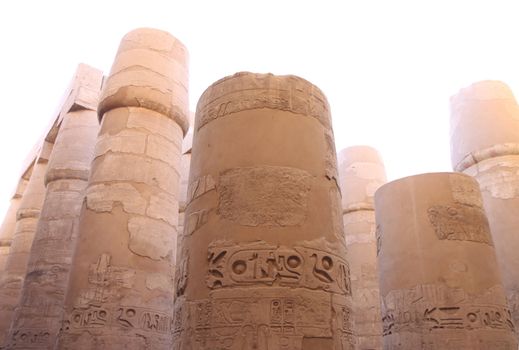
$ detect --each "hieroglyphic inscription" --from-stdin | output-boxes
[77,253,136,306]
[187,174,216,204]
[381,284,515,336]
[427,204,493,244]
[218,166,311,227]
[207,242,351,294]
[69,305,173,334]
[176,256,189,297]
[324,131,339,188]
[173,291,353,350]
[184,209,211,236]
[375,224,382,256]
[196,74,331,131]
[8,329,51,348]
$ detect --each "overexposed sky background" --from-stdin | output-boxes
[0,0,518,219]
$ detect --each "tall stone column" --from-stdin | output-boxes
[56,28,188,349]
[5,64,103,349]
[375,172,517,349]
[450,80,519,334]
[0,179,28,272]
[173,72,354,350]
[0,142,53,346]
[338,146,385,350]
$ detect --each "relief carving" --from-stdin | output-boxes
[187,174,216,204]
[176,256,189,297]
[207,242,351,295]
[69,305,173,334]
[218,166,311,227]
[77,254,135,307]
[196,75,331,132]
[381,284,515,336]
[173,291,353,350]
[427,204,493,244]
[8,329,51,348]
[184,209,211,236]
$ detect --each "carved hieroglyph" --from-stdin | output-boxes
[0,143,52,346]
[55,28,188,349]
[450,81,519,338]
[338,146,386,350]
[4,64,103,350]
[375,172,517,349]
[174,72,354,350]
[0,179,27,272]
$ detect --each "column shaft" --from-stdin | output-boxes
[375,172,517,349]
[450,81,519,335]
[174,72,354,350]
[56,28,188,349]
[5,63,102,349]
[339,146,386,350]
[0,145,52,345]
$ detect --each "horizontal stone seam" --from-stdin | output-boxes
[119,40,186,56]
[93,151,182,176]
[455,143,519,172]
[88,179,181,197]
[196,106,330,132]
[342,207,374,215]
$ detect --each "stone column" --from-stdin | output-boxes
[0,142,53,346]
[0,179,27,272]
[338,146,386,350]
[450,80,519,333]
[375,172,517,349]
[173,72,354,350]
[178,112,194,237]
[5,64,103,349]
[56,28,188,349]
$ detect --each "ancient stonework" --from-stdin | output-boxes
[3,64,103,350]
[0,142,53,346]
[55,28,188,349]
[338,146,386,350]
[174,72,353,350]
[375,172,517,349]
[0,179,27,273]
[450,80,519,336]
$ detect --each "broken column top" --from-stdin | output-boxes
[450,80,519,171]
[98,27,189,134]
[196,71,332,132]
[338,145,386,212]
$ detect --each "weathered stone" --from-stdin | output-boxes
[174,72,354,350]
[0,180,27,272]
[450,80,519,336]
[56,28,188,350]
[375,172,517,349]
[4,64,102,350]
[98,27,189,135]
[338,146,386,350]
[0,150,50,346]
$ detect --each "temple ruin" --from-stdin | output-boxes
[0,28,517,350]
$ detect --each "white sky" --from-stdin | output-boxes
[0,0,518,219]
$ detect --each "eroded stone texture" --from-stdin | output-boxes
[338,146,386,350]
[0,179,27,272]
[450,81,519,336]
[56,28,188,349]
[375,173,517,349]
[4,64,102,349]
[0,144,52,346]
[174,72,353,350]
[178,112,194,238]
